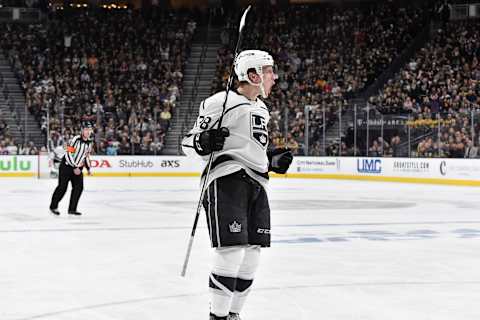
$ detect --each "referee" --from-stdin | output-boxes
[49,122,94,216]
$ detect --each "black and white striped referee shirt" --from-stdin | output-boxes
[65,135,93,168]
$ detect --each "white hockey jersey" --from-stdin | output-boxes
[182,90,270,188]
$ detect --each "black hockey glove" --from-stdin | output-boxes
[194,127,230,156]
[268,148,293,174]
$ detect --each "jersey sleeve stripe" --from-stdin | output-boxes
[208,103,251,129]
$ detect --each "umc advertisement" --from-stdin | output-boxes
[285,157,480,186]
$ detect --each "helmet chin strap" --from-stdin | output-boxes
[259,73,267,98]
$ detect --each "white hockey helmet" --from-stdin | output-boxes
[234,50,275,98]
[234,50,274,82]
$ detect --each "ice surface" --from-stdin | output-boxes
[1,177,480,320]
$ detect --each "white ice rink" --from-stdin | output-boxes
[1,177,480,320]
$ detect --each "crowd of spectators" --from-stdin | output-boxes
[1,8,196,155]
[367,20,480,158]
[0,108,40,155]
[212,2,429,155]
[3,3,479,159]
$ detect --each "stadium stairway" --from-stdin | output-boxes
[320,97,366,154]
[162,27,221,155]
[0,51,45,147]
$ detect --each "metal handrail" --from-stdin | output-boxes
[176,17,212,154]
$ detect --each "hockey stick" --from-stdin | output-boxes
[181,5,251,277]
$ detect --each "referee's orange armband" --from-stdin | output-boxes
[67,146,76,153]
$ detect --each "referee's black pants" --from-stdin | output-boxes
[50,159,84,212]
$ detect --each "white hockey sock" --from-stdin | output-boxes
[210,246,246,317]
[229,245,261,314]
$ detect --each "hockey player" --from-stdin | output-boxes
[182,50,293,320]
[50,145,66,178]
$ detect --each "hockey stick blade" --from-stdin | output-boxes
[239,5,251,33]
